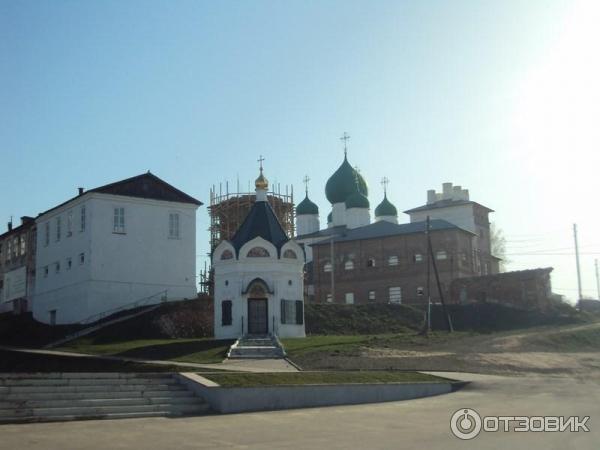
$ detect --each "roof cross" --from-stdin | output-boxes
[303,175,310,194]
[381,176,390,194]
[257,155,265,172]
[340,132,350,156]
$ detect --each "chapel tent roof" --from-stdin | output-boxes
[230,200,289,253]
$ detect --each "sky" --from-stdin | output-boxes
[1,0,599,302]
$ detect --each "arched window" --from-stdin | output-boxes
[283,249,297,259]
[324,262,332,272]
[221,249,233,260]
[344,260,354,270]
[247,247,270,257]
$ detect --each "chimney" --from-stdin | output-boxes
[21,216,34,225]
[78,187,85,195]
[453,185,462,200]
[7,221,12,232]
[442,182,453,200]
[427,190,437,204]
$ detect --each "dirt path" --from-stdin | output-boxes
[293,322,600,379]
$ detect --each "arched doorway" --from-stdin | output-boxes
[245,279,270,335]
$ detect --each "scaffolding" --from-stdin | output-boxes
[208,182,295,254]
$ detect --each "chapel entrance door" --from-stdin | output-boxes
[248,298,268,335]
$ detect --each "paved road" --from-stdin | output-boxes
[1,373,598,450]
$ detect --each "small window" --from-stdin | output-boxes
[79,252,85,265]
[247,247,270,257]
[280,299,304,325]
[221,300,232,326]
[345,293,354,304]
[221,249,234,260]
[436,250,447,260]
[55,262,61,274]
[388,256,399,266]
[283,249,297,259]
[44,266,49,278]
[326,294,333,303]
[66,257,72,270]
[344,260,354,270]
[169,213,180,239]
[324,262,332,272]
[414,253,423,263]
[80,205,86,232]
[225,280,229,286]
[367,258,376,267]
[288,280,292,286]
[113,207,125,233]
[56,217,61,242]
[44,222,50,247]
[20,236,26,255]
[389,286,402,304]
[368,290,376,301]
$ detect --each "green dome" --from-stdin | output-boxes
[374,194,398,217]
[327,212,332,223]
[325,156,368,204]
[296,194,319,215]
[345,191,370,209]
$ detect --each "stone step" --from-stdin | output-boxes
[0,401,209,418]
[0,384,187,395]
[0,396,202,409]
[0,389,193,402]
[0,403,210,424]
[0,378,178,387]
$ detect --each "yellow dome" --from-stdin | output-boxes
[255,170,268,190]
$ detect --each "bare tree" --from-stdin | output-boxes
[490,222,509,272]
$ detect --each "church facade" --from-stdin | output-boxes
[213,164,305,339]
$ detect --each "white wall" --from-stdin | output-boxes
[408,203,476,233]
[296,214,320,236]
[346,208,370,229]
[34,193,198,324]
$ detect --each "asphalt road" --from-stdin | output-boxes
[2,372,598,450]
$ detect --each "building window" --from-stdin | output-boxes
[79,252,85,265]
[169,213,180,239]
[20,236,26,255]
[221,300,232,326]
[389,286,402,304]
[113,207,125,233]
[66,257,72,270]
[367,258,376,267]
[221,250,234,260]
[80,206,86,232]
[413,253,423,263]
[323,262,332,272]
[67,210,73,237]
[6,240,11,262]
[345,293,354,304]
[388,256,399,266]
[344,260,354,270]
[436,250,447,260]
[55,262,61,274]
[44,266,49,278]
[369,290,376,301]
[283,249,297,259]
[56,217,61,242]
[44,222,50,246]
[326,294,333,303]
[247,247,270,257]
[281,299,304,325]
[13,237,19,257]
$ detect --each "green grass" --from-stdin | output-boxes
[524,325,600,352]
[202,371,450,387]
[58,338,234,364]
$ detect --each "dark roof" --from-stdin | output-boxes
[404,199,493,214]
[311,219,473,246]
[230,201,289,253]
[0,217,36,240]
[39,172,202,217]
[297,225,347,239]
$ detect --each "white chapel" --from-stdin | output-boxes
[212,162,306,339]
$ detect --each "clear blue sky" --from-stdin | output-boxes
[2,0,599,302]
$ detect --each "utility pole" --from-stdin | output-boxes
[427,218,454,333]
[330,235,335,303]
[573,224,583,301]
[426,216,432,334]
[595,259,599,300]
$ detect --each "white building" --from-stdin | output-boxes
[213,165,305,339]
[33,172,202,325]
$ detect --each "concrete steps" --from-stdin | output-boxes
[227,335,285,359]
[0,373,210,423]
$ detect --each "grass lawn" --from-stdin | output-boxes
[202,371,450,387]
[57,338,234,364]
[0,349,203,373]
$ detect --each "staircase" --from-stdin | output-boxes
[0,373,210,424]
[227,335,285,359]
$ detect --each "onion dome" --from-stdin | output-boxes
[375,194,398,217]
[325,155,368,204]
[296,194,319,215]
[255,170,268,190]
[345,191,370,209]
[327,212,332,223]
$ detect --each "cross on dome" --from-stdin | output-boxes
[340,132,350,156]
[381,176,390,194]
[303,175,310,194]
